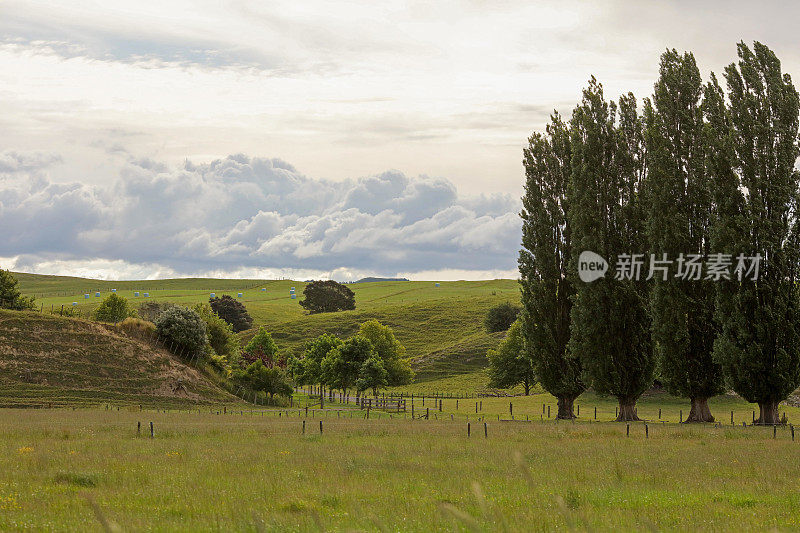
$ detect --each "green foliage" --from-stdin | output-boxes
[209,295,253,332]
[519,111,584,416]
[568,77,653,419]
[238,359,293,398]
[138,301,175,322]
[118,317,156,339]
[242,327,279,367]
[483,302,520,333]
[357,319,413,385]
[290,333,343,385]
[156,307,208,356]
[356,356,388,395]
[321,335,374,392]
[299,280,356,314]
[643,49,724,418]
[709,42,800,424]
[193,303,239,363]
[487,320,535,395]
[92,293,137,324]
[0,269,35,310]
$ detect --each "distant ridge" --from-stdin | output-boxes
[355,277,409,283]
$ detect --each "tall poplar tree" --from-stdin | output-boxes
[644,50,724,422]
[568,78,654,421]
[709,42,800,425]
[519,112,585,418]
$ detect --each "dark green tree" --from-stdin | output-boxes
[299,280,356,314]
[519,111,585,417]
[93,293,137,324]
[708,42,800,425]
[484,302,521,333]
[568,78,654,421]
[193,303,240,362]
[487,320,536,395]
[156,306,208,356]
[643,50,723,422]
[209,295,253,332]
[290,333,343,386]
[355,356,389,396]
[0,270,35,310]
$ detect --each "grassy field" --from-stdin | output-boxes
[16,274,519,387]
[1,408,799,532]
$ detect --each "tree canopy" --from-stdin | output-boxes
[487,320,536,395]
[0,270,35,311]
[209,295,253,332]
[299,280,356,314]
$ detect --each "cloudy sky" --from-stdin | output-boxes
[2,1,799,281]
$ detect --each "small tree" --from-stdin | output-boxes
[356,356,389,396]
[242,327,282,367]
[209,295,253,332]
[290,333,343,386]
[487,320,536,395]
[321,335,374,393]
[240,360,293,399]
[0,270,35,310]
[357,320,413,385]
[156,307,208,357]
[299,280,356,314]
[484,302,521,333]
[93,293,137,324]
[193,303,240,363]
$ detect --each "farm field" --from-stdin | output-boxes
[16,274,518,386]
[2,408,800,532]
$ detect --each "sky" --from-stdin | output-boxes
[2,0,800,281]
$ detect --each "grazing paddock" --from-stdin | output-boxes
[1,408,798,531]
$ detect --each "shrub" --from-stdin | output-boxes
[156,307,208,356]
[484,302,521,333]
[0,269,35,310]
[118,317,156,339]
[238,360,293,399]
[209,295,253,332]
[138,301,176,322]
[93,293,137,324]
[299,280,355,314]
[193,303,240,362]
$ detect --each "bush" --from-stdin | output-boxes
[93,293,137,324]
[238,360,293,399]
[156,307,208,356]
[118,317,156,339]
[209,295,253,332]
[484,302,521,333]
[299,280,355,314]
[193,303,240,362]
[0,269,35,310]
[138,301,176,322]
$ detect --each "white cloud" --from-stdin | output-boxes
[0,151,521,280]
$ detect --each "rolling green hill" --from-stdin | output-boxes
[0,309,239,407]
[15,273,520,389]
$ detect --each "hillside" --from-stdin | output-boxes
[0,310,239,407]
[17,274,520,388]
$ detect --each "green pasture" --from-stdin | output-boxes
[17,275,519,386]
[1,408,799,532]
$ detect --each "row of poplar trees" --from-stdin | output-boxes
[519,41,800,424]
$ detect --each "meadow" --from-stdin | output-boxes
[1,408,800,532]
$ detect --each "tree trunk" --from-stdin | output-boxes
[556,396,576,419]
[756,401,780,425]
[524,381,531,396]
[616,398,642,421]
[684,397,714,423]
